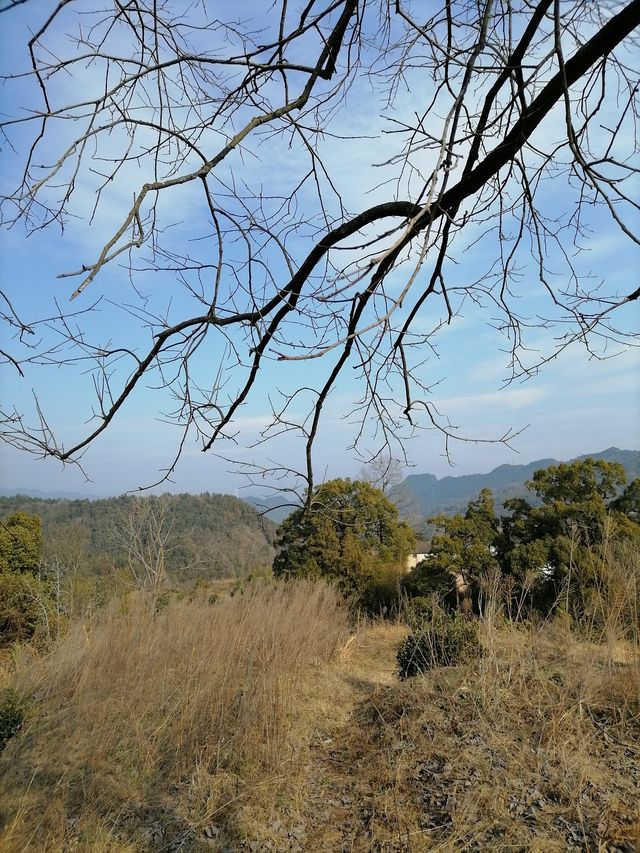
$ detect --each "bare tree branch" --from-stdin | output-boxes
[1,0,638,491]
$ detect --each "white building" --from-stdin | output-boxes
[405,541,431,572]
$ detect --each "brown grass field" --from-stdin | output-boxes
[0,567,638,851]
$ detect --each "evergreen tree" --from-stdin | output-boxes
[610,478,640,521]
[499,459,637,614]
[0,512,53,646]
[273,479,415,600]
[406,488,499,606]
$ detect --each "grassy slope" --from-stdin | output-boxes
[1,585,638,852]
[297,624,639,852]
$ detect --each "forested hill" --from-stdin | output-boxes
[0,492,276,581]
[393,447,640,524]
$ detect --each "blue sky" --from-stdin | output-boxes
[0,1,638,498]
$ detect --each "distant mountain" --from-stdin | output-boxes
[0,487,102,500]
[392,447,640,527]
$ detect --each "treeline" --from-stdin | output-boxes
[2,459,638,648]
[0,492,276,583]
[271,459,639,631]
[406,458,640,623]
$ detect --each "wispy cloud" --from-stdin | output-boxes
[438,386,546,415]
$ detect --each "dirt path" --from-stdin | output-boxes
[296,622,409,853]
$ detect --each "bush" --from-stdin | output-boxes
[154,587,186,612]
[398,598,481,678]
[404,595,440,631]
[0,571,57,647]
[0,689,24,752]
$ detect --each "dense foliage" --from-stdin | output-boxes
[405,489,499,606]
[273,479,415,606]
[499,459,636,613]
[0,511,56,646]
[0,512,42,574]
[405,459,640,622]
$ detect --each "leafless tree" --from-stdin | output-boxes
[41,520,91,619]
[1,0,638,498]
[116,495,173,602]
[360,453,404,495]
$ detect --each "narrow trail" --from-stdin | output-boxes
[296,622,409,853]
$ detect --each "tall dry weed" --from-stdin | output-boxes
[0,579,349,849]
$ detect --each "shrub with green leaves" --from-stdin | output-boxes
[0,571,56,647]
[0,689,24,752]
[398,598,481,679]
[0,511,43,574]
[404,595,441,632]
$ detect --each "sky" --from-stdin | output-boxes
[0,1,638,499]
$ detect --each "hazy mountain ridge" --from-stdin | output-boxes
[0,487,102,500]
[3,448,637,534]
[244,494,301,523]
[392,447,640,525]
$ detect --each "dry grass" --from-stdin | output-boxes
[0,579,350,851]
[288,546,640,852]
[288,616,639,852]
[1,545,639,851]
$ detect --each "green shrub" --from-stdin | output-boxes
[154,588,186,612]
[0,571,56,647]
[404,595,439,631]
[398,599,481,678]
[0,689,24,752]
